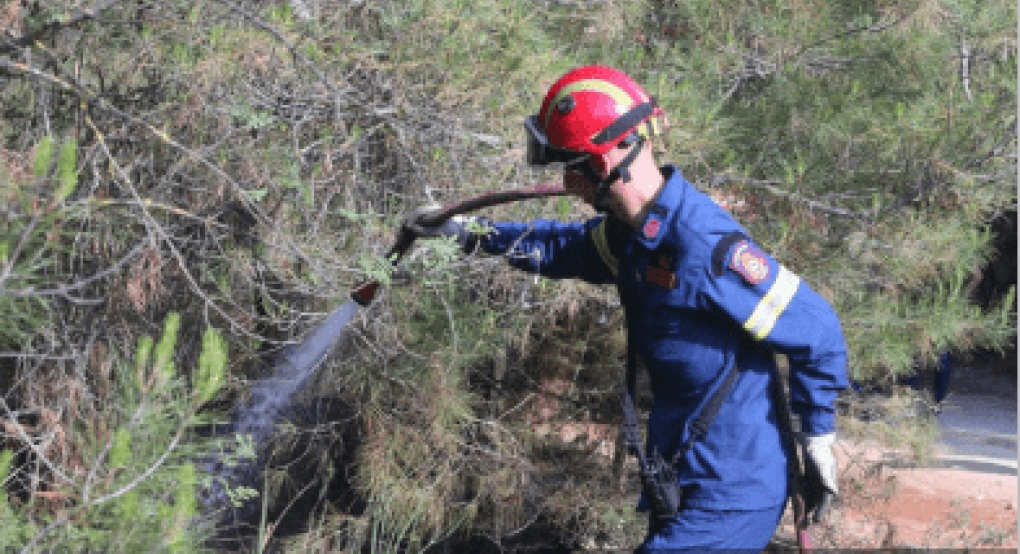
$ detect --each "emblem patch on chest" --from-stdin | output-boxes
[646,250,677,289]
[729,240,770,285]
[642,218,661,240]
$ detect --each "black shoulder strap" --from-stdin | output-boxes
[621,311,747,466]
[621,321,643,454]
[619,304,648,463]
[677,352,744,457]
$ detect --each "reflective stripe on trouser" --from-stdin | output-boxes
[636,500,787,553]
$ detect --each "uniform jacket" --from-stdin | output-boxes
[479,165,849,510]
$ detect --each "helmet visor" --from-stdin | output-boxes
[524,116,588,167]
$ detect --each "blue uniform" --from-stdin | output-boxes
[480,166,848,546]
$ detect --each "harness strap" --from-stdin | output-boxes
[591,218,620,277]
[677,354,744,457]
[621,302,748,514]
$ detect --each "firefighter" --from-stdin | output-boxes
[407,65,849,552]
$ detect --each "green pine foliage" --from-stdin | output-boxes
[0,0,1014,551]
[196,326,228,406]
[0,313,227,551]
[590,0,1017,384]
[32,136,54,179]
[55,139,78,202]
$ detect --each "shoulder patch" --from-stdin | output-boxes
[711,232,745,277]
[729,240,770,285]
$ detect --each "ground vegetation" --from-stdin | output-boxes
[0,0,1014,551]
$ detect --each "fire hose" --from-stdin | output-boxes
[350,182,569,307]
[263,182,572,380]
[201,182,569,519]
[271,181,813,552]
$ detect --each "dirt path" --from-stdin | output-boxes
[772,439,1018,550]
[529,376,1018,550]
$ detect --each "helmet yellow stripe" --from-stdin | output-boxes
[544,79,646,130]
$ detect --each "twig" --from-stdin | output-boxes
[19,421,191,554]
[18,509,78,554]
[82,401,148,503]
[707,174,872,219]
[497,392,537,422]
[210,0,351,121]
[960,36,972,102]
[0,54,275,231]
[500,502,547,539]
[0,397,78,498]
[535,0,613,6]
[967,118,1017,169]
[0,214,40,287]
[90,426,187,507]
[0,237,150,299]
[83,113,292,345]
[0,0,127,56]
[719,45,776,103]
[796,15,908,59]
[438,287,458,358]
[261,479,317,550]
[0,353,77,360]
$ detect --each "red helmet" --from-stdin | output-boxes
[526,65,664,169]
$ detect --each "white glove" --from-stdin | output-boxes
[800,432,838,523]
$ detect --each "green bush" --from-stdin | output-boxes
[0,0,1013,551]
[0,313,227,552]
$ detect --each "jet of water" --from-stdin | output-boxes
[200,301,360,516]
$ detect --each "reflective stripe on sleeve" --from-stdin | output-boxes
[743,265,801,340]
[591,219,619,278]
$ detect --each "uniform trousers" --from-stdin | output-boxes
[636,499,787,553]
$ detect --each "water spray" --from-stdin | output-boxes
[199,182,568,522]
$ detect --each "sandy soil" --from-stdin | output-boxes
[528,377,1017,550]
[773,439,1018,550]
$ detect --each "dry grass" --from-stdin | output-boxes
[1,0,1014,551]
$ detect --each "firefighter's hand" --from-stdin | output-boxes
[800,432,838,524]
[403,207,490,253]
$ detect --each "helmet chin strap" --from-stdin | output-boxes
[585,134,644,213]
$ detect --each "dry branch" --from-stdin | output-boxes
[83,112,291,345]
[0,236,151,302]
[707,174,873,219]
[0,0,127,56]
